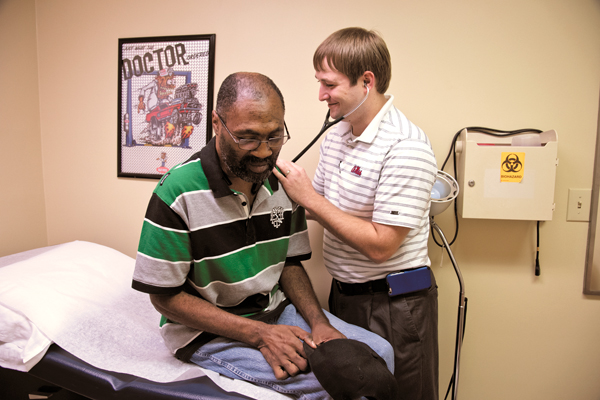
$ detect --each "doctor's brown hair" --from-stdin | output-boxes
[313,27,391,94]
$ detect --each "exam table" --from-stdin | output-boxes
[0,241,290,400]
[2,344,253,399]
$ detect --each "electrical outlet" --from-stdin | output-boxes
[566,188,591,222]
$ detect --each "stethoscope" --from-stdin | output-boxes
[292,85,370,162]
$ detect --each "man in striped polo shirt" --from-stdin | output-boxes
[132,72,394,399]
[275,28,439,400]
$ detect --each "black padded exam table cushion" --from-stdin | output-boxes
[27,344,253,400]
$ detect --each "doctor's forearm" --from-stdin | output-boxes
[303,194,406,263]
[304,195,373,247]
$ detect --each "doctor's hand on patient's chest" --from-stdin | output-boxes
[273,159,319,209]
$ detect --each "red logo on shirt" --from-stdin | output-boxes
[351,165,362,176]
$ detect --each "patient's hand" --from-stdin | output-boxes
[310,320,346,346]
[256,324,313,380]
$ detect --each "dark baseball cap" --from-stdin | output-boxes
[303,338,399,400]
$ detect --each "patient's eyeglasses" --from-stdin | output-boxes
[216,113,290,151]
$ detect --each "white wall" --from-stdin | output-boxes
[2,0,600,398]
[0,0,47,255]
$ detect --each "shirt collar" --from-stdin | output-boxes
[200,137,279,199]
[348,94,394,144]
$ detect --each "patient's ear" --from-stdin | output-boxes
[212,110,221,135]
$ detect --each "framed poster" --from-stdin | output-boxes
[118,34,215,179]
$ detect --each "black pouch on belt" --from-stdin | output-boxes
[385,267,431,296]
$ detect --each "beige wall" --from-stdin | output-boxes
[0,0,47,255]
[2,0,600,398]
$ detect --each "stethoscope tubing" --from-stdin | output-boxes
[292,110,344,162]
[292,86,369,163]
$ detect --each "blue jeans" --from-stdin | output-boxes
[190,304,394,400]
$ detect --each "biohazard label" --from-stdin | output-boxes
[500,152,525,182]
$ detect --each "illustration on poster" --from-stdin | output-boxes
[137,73,202,147]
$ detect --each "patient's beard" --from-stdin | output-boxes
[220,137,277,184]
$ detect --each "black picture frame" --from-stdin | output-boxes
[117,34,215,179]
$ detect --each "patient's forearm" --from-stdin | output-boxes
[149,291,313,379]
[150,292,265,348]
[279,262,328,329]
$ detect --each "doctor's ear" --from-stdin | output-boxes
[362,71,375,90]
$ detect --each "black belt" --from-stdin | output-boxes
[334,267,431,296]
[334,277,389,295]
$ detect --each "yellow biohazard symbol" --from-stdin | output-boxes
[500,152,525,182]
[502,153,523,173]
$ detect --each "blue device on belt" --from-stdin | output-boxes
[386,267,431,296]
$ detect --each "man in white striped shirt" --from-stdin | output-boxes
[275,27,439,400]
